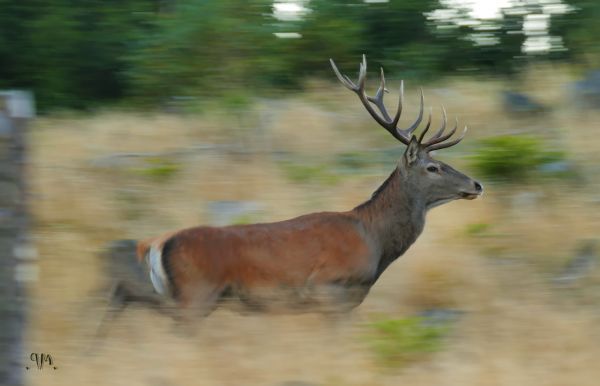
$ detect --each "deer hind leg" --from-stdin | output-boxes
[87,282,130,353]
[93,281,141,341]
[93,280,175,342]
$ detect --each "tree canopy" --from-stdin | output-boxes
[0,0,590,111]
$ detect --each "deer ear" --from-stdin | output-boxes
[403,135,420,166]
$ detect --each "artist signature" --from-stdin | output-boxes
[26,353,57,370]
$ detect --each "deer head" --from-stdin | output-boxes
[330,55,482,210]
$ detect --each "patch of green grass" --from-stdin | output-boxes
[335,151,376,171]
[366,316,450,368]
[231,213,259,225]
[279,161,341,186]
[113,189,145,220]
[334,149,401,174]
[132,157,181,182]
[221,91,253,111]
[465,222,491,237]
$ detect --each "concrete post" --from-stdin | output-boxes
[0,91,35,386]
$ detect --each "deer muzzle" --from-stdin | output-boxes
[460,180,483,200]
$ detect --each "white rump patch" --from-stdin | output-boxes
[148,245,170,296]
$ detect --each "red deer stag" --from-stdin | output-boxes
[98,55,482,330]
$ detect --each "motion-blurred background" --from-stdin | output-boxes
[2,0,600,385]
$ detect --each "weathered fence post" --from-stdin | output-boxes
[0,91,35,386]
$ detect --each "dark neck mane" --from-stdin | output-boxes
[353,169,399,212]
[352,168,426,281]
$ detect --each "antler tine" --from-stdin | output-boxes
[426,125,468,152]
[330,56,411,144]
[332,55,470,152]
[424,117,458,147]
[367,67,392,121]
[418,107,433,144]
[329,59,357,90]
[378,67,388,94]
[358,54,367,90]
[396,88,424,139]
[427,106,447,142]
[392,80,403,130]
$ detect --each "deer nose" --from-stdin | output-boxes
[474,181,483,193]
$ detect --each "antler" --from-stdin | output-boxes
[330,55,467,151]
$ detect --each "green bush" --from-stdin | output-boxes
[366,317,449,367]
[470,135,567,182]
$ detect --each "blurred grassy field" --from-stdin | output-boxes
[26,67,600,386]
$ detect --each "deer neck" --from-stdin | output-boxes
[352,168,426,279]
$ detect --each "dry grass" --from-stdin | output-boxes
[26,68,600,386]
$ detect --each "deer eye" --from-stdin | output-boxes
[426,165,439,173]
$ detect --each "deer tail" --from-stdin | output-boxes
[136,234,179,299]
[147,244,171,297]
[136,238,153,263]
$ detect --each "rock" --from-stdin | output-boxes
[553,240,598,287]
[510,191,542,211]
[538,161,570,174]
[0,112,12,139]
[572,70,600,109]
[418,308,464,327]
[206,200,264,226]
[502,91,546,115]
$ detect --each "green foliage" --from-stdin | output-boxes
[126,0,274,103]
[0,0,589,110]
[0,0,155,111]
[278,0,366,81]
[470,135,567,183]
[551,0,600,65]
[366,317,450,367]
